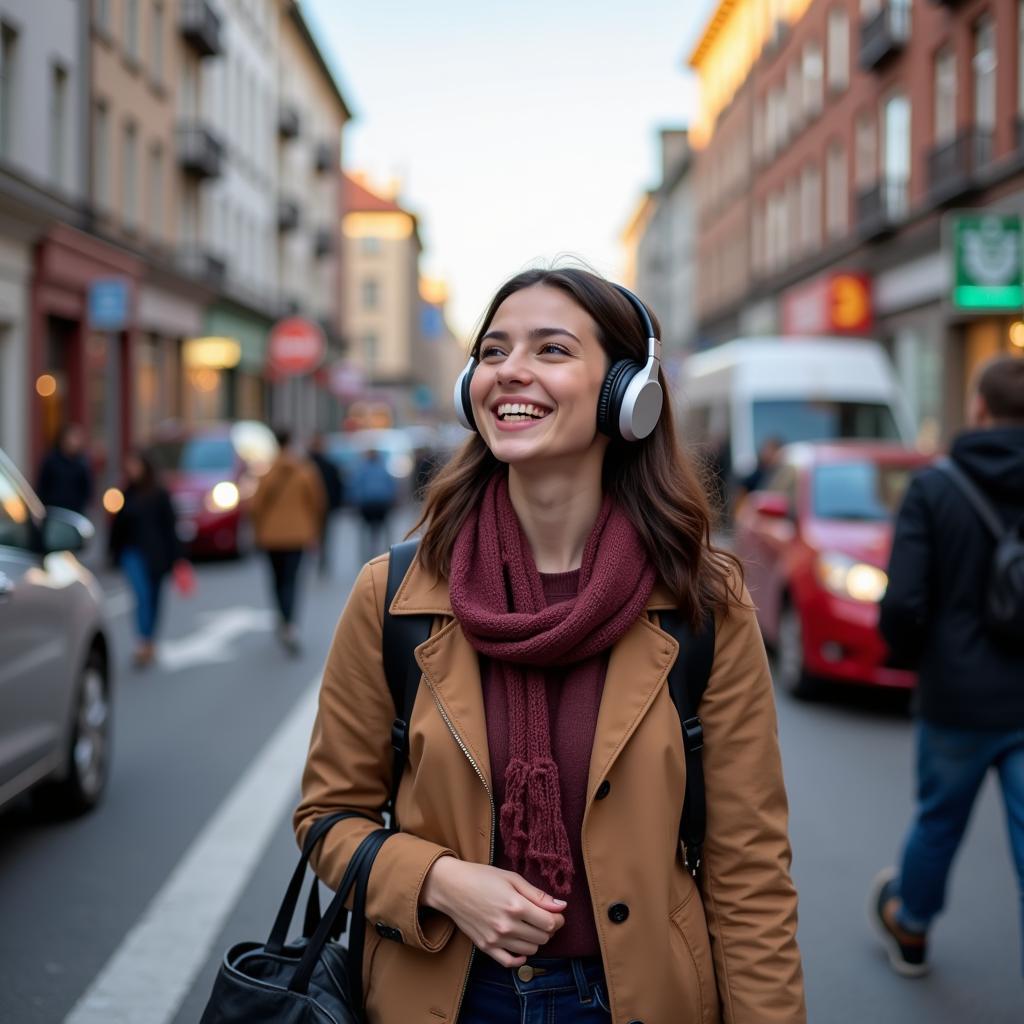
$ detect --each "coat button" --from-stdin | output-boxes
[608,902,629,924]
[595,780,611,800]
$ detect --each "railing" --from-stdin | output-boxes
[856,177,908,238]
[314,140,335,174]
[314,226,334,258]
[179,0,222,58]
[278,104,301,140]
[859,2,910,71]
[178,245,226,287]
[927,128,994,204]
[177,122,224,179]
[277,198,300,232]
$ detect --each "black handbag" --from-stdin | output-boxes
[199,812,392,1023]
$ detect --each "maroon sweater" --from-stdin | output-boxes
[481,569,606,958]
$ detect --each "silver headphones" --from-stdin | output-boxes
[453,283,663,442]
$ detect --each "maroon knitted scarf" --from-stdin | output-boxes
[449,474,656,895]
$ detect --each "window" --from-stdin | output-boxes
[855,112,877,188]
[123,120,138,230]
[827,8,849,92]
[93,101,109,208]
[802,42,823,119]
[151,1,165,86]
[786,177,800,264]
[0,22,18,158]
[148,142,163,240]
[1019,0,1024,117]
[360,236,382,255]
[801,163,821,252]
[825,142,848,239]
[362,278,379,309]
[786,61,802,137]
[934,47,957,145]
[49,64,67,187]
[882,93,911,217]
[974,15,996,131]
[860,0,881,16]
[124,0,139,62]
[95,0,111,32]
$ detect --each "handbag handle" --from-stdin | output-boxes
[288,828,392,998]
[266,811,376,954]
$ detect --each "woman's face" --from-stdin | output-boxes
[124,455,143,483]
[469,284,610,468]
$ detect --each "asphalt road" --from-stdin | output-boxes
[0,508,1020,1023]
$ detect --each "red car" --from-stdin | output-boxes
[148,421,278,558]
[733,441,933,698]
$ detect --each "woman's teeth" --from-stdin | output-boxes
[497,402,549,421]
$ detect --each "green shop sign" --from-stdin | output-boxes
[952,213,1023,311]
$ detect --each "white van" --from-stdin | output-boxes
[679,337,916,481]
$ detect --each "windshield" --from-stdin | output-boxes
[752,400,901,453]
[812,462,916,521]
[150,438,235,473]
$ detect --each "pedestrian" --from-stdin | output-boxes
[737,434,784,497]
[36,422,94,515]
[871,353,1024,979]
[348,447,397,562]
[308,433,343,577]
[250,427,326,655]
[294,268,805,1023]
[108,450,184,667]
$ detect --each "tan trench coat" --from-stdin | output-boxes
[295,553,806,1024]
[250,453,325,551]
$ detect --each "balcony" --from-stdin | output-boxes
[927,129,994,206]
[278,103,301,140]
[314,226,335,259]
[179,0,222,57]
[859,3,910,71]
[856,177,908,240]
[177,122,224,179]
[278,198,300,232]
[929,0,968,6]
[178,245,226,288]
[314,140,336,174]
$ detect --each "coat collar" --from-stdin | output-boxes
[389,549,678,616]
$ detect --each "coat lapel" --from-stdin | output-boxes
[414,618,493,794]
[586,615,678,802]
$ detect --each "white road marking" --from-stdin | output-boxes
[156,607,275,672]
[63,678,322,1024]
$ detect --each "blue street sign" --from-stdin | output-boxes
[88,278,130,331]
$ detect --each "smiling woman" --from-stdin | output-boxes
[295,267,807,1024]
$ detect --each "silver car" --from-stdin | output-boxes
[0,449,112,815]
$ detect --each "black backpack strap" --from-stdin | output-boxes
[382,540,432,828]
[659,608,716,878]
[936,457,1006,541]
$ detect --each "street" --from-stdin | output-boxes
[0,509,1019,1024]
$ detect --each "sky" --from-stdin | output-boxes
[301,0,716,338]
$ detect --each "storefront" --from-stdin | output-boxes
[193,303,272,424]
[28,225,143,483]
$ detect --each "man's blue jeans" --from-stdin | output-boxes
[896,722,1024,968]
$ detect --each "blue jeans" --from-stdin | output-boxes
[458,955,611,1024]
[896,722,1024,966]
[120,547,163,640]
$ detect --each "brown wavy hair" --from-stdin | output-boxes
[411,267,742,626]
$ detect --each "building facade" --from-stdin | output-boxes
[690,0,1024,442]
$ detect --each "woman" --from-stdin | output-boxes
[109,451,182,667]
[295,268,806,1023]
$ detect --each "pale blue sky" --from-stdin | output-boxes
[301,0,715,336]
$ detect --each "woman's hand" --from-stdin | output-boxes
[421,856,566,967]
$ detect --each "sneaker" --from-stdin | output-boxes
[278,624,301,657]
[868,867,929,978]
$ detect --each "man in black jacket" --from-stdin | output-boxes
[36,422,93,515]
[870,354,1024,979]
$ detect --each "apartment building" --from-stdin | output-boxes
[0,0,88,471]
[691,0,1024,441]
[627,128,697,374]
[341,173,424,421]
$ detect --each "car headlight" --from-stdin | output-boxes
[205,481,240,512]
[816,552,888,603]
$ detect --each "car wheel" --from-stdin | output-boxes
[35,648,111,816]
[775,602,817,700]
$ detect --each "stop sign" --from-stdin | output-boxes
[267,317,326,376]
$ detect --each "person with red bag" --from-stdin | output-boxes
[109,450,192,667]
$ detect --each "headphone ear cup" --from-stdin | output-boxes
[455,361,477,431]
[597,359,639,439]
